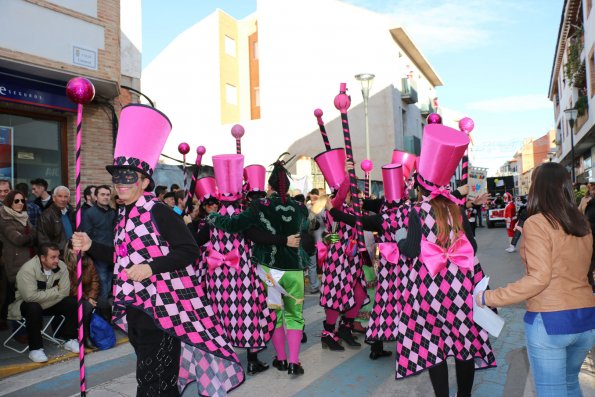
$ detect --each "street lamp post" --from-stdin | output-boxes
[355,73,375,160]
[564,107,578,183]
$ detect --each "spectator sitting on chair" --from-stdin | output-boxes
[7,243,79,362]
[64,244,102,349]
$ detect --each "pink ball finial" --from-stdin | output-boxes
[196,145,206,155]
[334,83,351,112]
[458,117,475,133]
[66,77,95,104]
[361,159,374,173]
[314,109,323,117]
[427,113,442,125]
[178,142,190,155]
[231,124,245,139]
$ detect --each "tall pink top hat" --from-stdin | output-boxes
[194,176,217,202]
[212,154,244,201]
[106,104,172,191]
[417,124,469,203]
[391,150,417,180]
[244,164,266,192]
[382,163,405,203]
[314,148,347,192]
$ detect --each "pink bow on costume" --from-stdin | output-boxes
[378,242,400,263]
[207,249,241,273]
[316,241,328,268]
[420,236,474,277]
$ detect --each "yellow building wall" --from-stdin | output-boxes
[219,11,240,124]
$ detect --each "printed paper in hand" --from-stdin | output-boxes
[473,276,505,337]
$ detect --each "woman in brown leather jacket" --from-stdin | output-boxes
[477,162,595,397]
[0,190,36,325]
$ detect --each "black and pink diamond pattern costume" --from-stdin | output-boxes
[320,203,370,312]
[112,194,244,396]
[365,201,410,342]
[394,200,496,379]
[203,201,276,349]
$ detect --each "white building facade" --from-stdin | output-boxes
[143,0,449,191]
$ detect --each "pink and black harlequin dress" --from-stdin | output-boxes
[112,194,244,396]
[365,200,410,342]
[394,200,496,379]
[320,203,370,312]
[203,200,276,349]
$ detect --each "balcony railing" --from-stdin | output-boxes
[401,78,418,104]
[420,99,435,116]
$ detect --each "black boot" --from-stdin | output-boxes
[287,362,305,375]
[321,322,344,351]
[369,341,392,360]
[272,356,288,371]
[247,351,269,375]
[338,318,361,347]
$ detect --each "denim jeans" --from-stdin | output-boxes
[308,255,320,292]
[94,260,113,302]
[525,313,595,397]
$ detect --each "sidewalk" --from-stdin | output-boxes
[1,227,594,396]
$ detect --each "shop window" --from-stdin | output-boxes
[0,113,63,194]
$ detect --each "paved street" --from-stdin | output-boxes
[0,226,593,397]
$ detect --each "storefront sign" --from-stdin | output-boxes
[0,69,77,112]
[0,126,14,183]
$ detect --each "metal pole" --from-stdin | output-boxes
[364,95,370,160]
[570,119,575,183]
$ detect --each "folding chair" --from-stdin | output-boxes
[3,315,65,353]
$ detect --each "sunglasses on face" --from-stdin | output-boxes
[13,199,25,204]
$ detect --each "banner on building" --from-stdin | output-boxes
[468,166,487,199]
[0,126,14,183]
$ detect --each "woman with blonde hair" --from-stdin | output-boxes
[478,162,595,397]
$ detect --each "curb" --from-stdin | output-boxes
[0,337,129,380]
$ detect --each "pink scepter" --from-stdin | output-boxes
[184,145,206,214]
[231,124,245,154]
[361,159,374,199]
[178,142,190,195]
[314,109,331,150]
[334,83,372,267]
[66,76,95,397]
[458,117,475,195]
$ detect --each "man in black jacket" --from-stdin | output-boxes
[82,185,116,304]
[37,186,74,257]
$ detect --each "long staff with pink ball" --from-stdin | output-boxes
[184,145,206,214]
[314,108,332,150]
[178,142,190,196]
[458,117,475,192]
[231,124,244,154]
[361,159,373,198]
[66,77,95,397]
[334,83,372,266]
